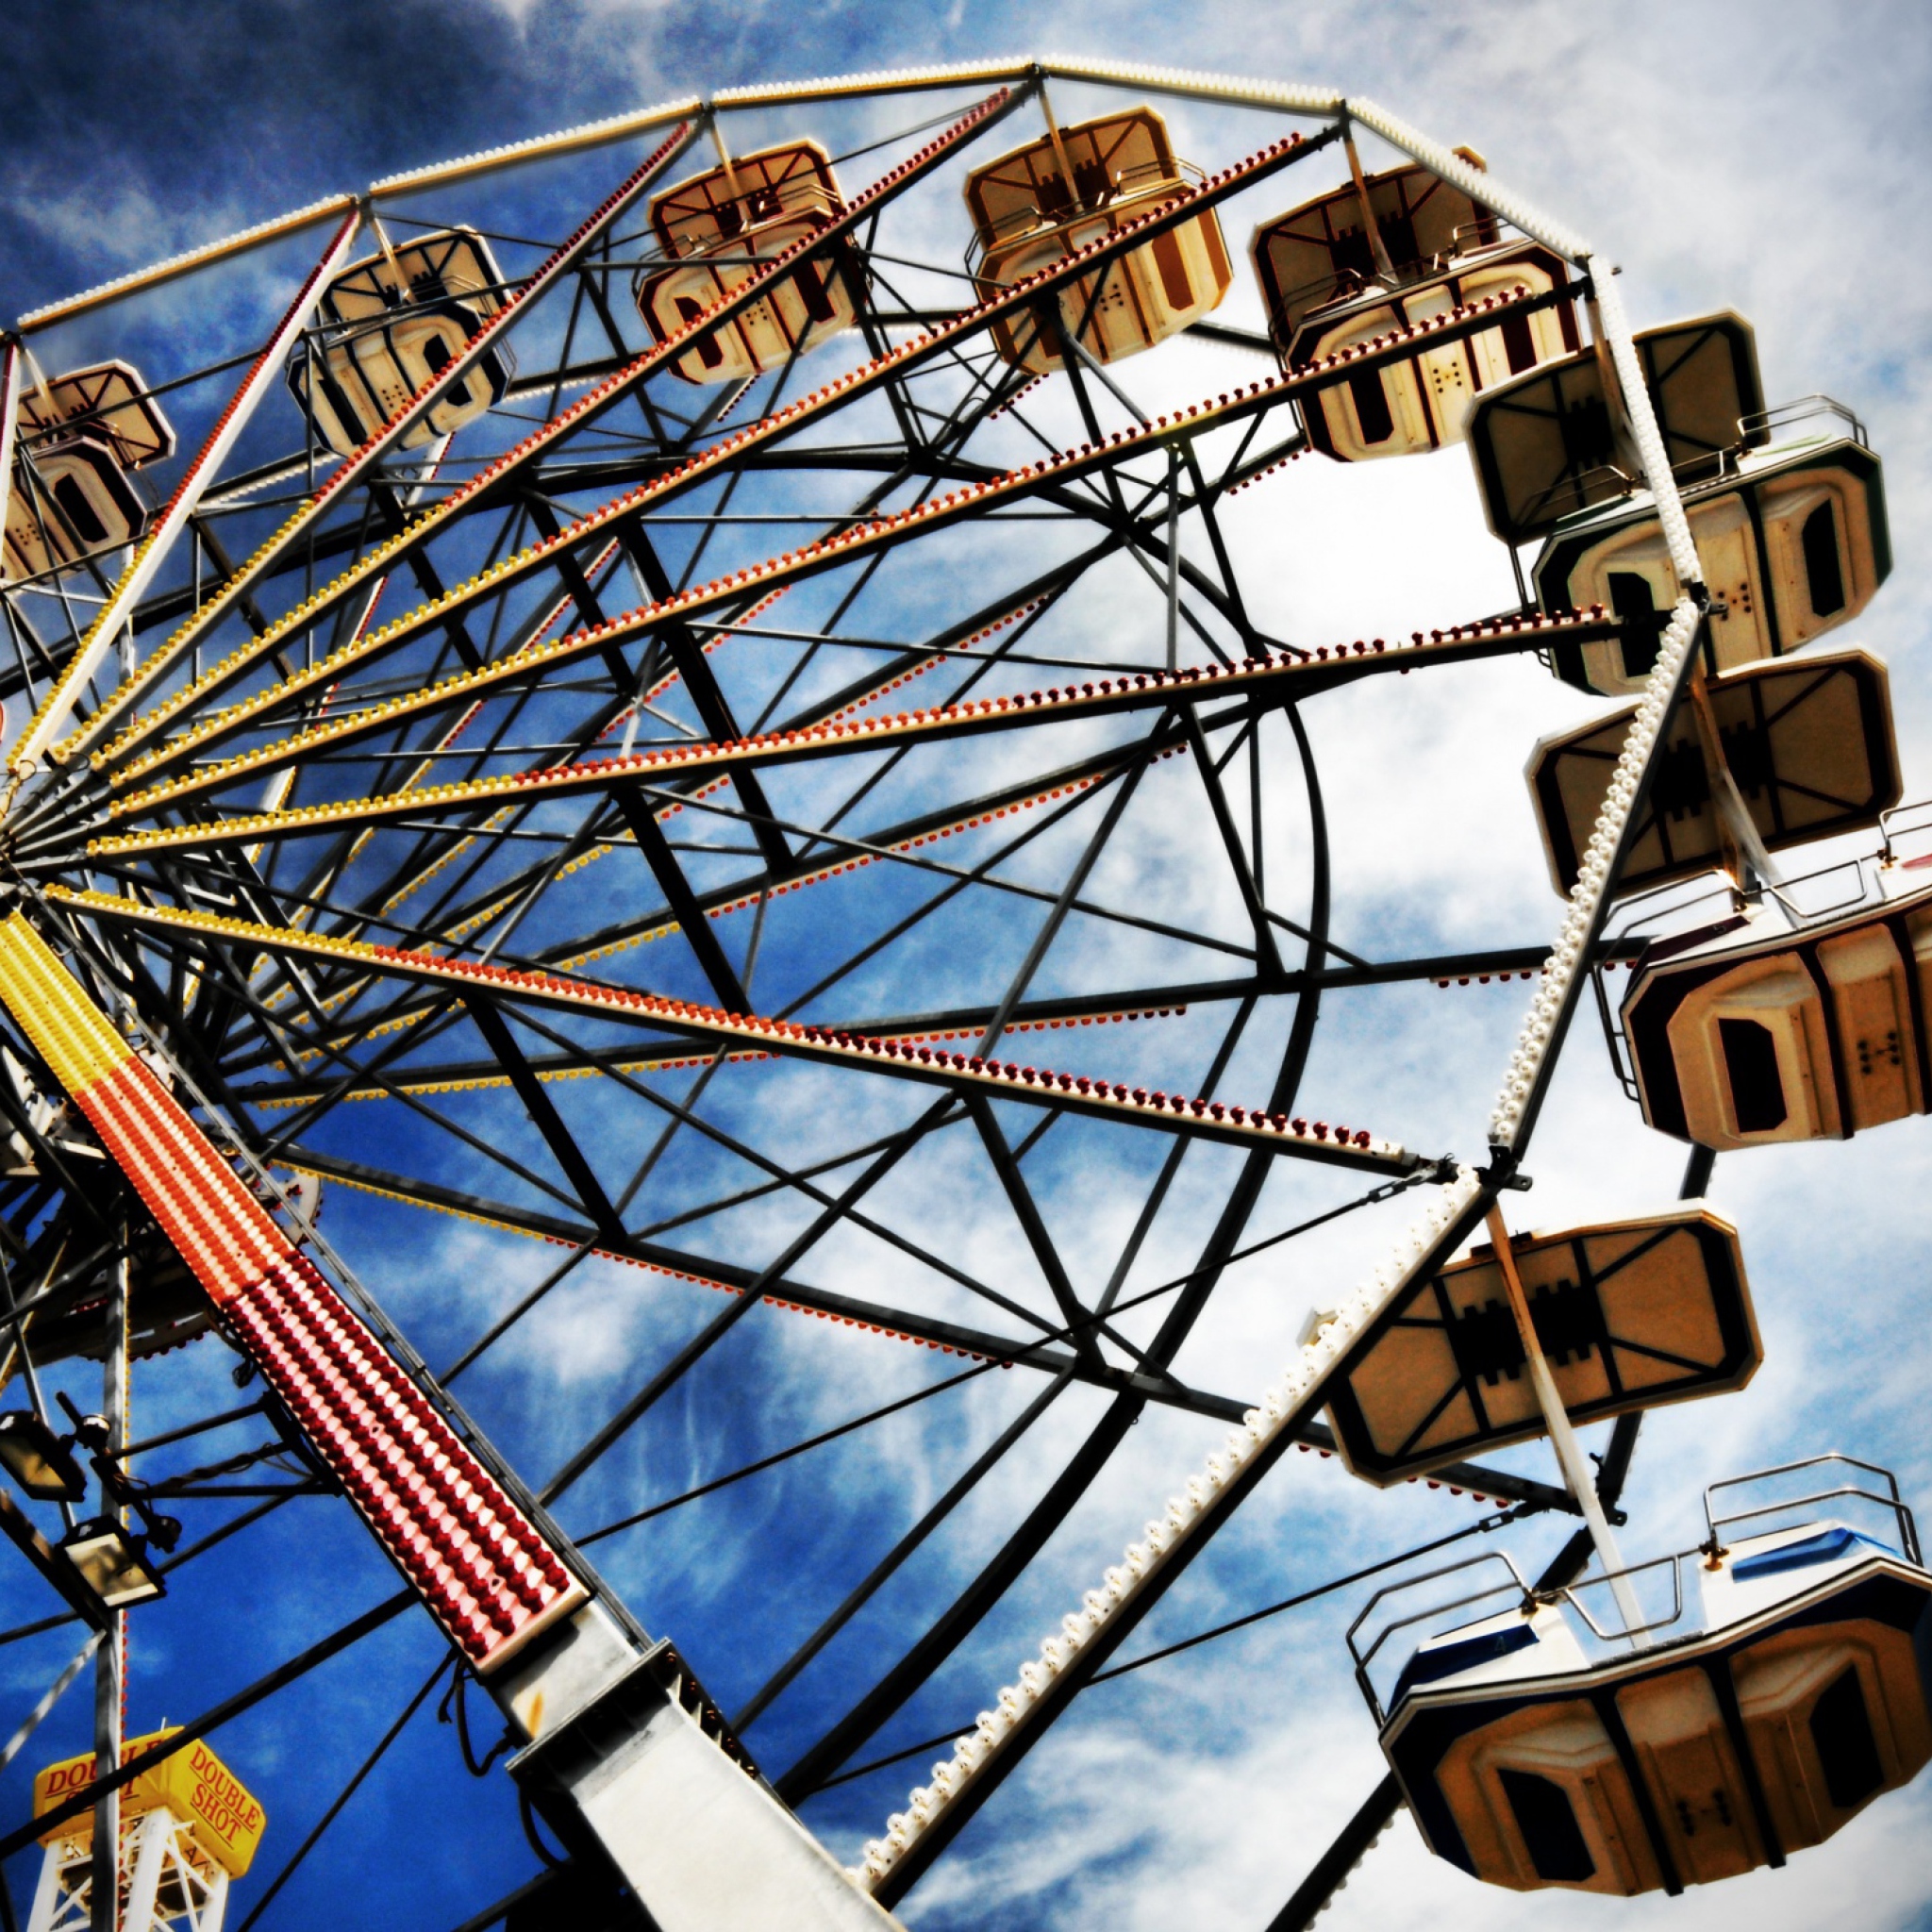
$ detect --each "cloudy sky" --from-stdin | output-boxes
[1,3,1928,1930]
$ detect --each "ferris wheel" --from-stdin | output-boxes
[0,55,1922,1932]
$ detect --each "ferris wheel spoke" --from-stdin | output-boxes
[79,204,1354,793]
[74,624,1591,864]
[474,996,1156,1344]
[463,999,626,1238]
[242,986,1216,1109]
[136,924,608,1210]
[11,208,369,774]
[363,735,1138,1001]
[50,885,1423,1172]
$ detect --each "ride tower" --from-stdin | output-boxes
[26,1731,262,1932]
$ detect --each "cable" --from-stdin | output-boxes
[233,1657,450,1932]
[578,1360,996,1547]
[440,1664,514,1778]
[1087,1511,1512,1683]
[571,1174,1438,1549]
[517,1785,566,1870]
[812,1510,1514,1793]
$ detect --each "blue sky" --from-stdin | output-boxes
[2,3,1930,1930]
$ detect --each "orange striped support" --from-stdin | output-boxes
[0,912,584,1672]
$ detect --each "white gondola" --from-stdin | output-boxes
[1356,1457,1932,1895]
[1538,410,1890,698]
[963,107,1233,375]
[286,227,516,457]
[3,361,175,583]
[1621,863,1932,1152]
[1252,153,1581,461]
[634,141,858,387]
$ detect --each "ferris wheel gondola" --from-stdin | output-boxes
[1355,1457,1932,1896]
[3,360,174,583]
[963,106,1234,371]
[1253,152,1582,460]
[636,139,860,384]
[285,225,518,456]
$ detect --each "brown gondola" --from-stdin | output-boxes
[1466,314,1889,697]
[635,141,858,386]
[1252,153,1580,460]
[1528,650,1901,898]
[1622,871,1932,1150]
[4,360,175,583]
[286,227,517,457]
[1468,310,1764,544]
[1322,1207,1758,1487]
[963,107,1232,374]
[1355,1457,1932,1895]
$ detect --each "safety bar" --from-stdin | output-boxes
[1738,392,1867,453]
[1564,1551,1685,1641]
[1605,841,1905,958]
[965,158,1198,269]
[1345,1549,1530,1723]
[1706,1454,1920,1565]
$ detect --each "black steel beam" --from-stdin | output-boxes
[463,998,623,1239]
[611,788,751,1011]
[615,518,792,874]
[1264,1776,1404,1932]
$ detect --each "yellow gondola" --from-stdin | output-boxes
[635,141,858,386]
[1621,869,1932,1151]
[963,107,1232,374]
[286,227,516,457]
[1252,153,1581,460]
[1357,1457,1932,1895]
[4,360,175,583]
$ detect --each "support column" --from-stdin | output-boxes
[115,1812,169,1932]
[1484,1207,1644,1634]
[89,1227,129,1932]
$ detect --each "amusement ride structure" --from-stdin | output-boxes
[0,54,1923,1931]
